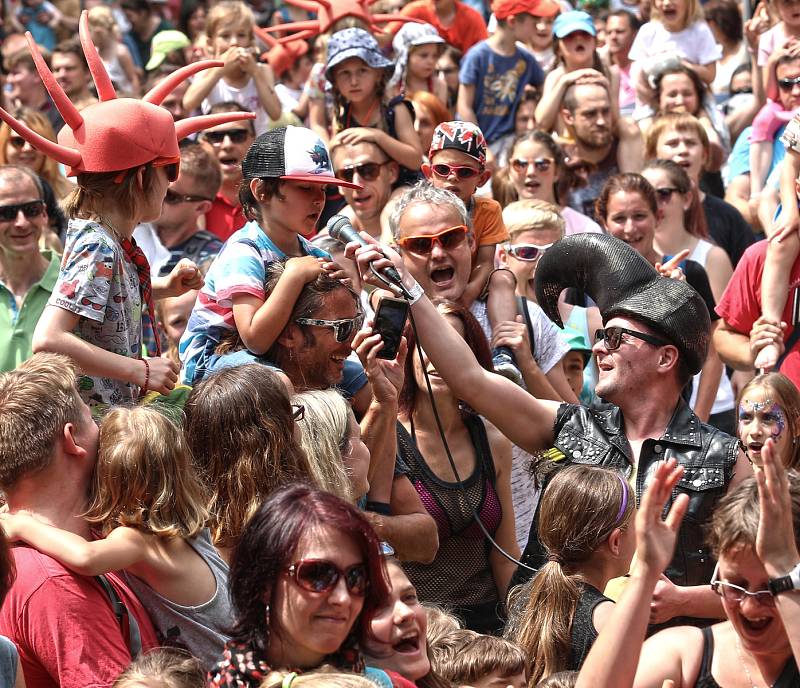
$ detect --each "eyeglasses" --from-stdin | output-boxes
[505,242,553,261]
[778,75,800,91]
[654,186,680,203]
[291,403,305,421]
[163,189,213,205]
[594,326,670,351]
[431,163,481,180]
[396,224,469,255]
[338,161,389,183]
[203,128,252,145]
[0,200,45,222]
[286,559,369,596]
[510,157,554,173]
[8,135,28,150]
[295,312,365,342]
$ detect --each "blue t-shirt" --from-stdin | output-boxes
[459,40,544,144]
[727,123,787,181]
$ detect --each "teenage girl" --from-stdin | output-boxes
[326,27,423,172]
[504,465,635,683]
[0,406,230,666]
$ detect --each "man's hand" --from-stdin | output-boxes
[352,322,408,404]
[649,574,686,624]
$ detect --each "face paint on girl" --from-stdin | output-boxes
[738,393,790,465]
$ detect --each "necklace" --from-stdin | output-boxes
[346,96,379,129]
[736,638,775,688]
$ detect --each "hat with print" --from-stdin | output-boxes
[492,0,541,20]
[325,27,394,82]
[428,121,487,167]
[390,23,445,91]
[146,30,191,71]
[241,125,362,189]
[553,10,596,37]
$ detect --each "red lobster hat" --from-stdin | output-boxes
[260,0,423,43]
[254,26,309,78]
[0,11,255,177]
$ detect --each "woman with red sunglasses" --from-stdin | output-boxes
[209,484,395,687]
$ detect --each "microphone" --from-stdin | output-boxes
[326,214,404,286]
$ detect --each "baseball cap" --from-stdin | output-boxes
[145,30,190,71]
[492,0,540,20]
[325,28,393,83]
[553,10,597,38]
[429,121,487,167]
[563,326,593,366]
[531,0,561,17]
[241,125,362,189]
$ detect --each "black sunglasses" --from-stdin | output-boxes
[295,312,365,342]
[286,559,369,596]
[8,135,27,150]
[778,76,800,91]
[203,128,251,144]
[595,326,670,351]
[163,189,213,205]
[0,200,45,222]
[654,186,680,203]
[339,161,389,183]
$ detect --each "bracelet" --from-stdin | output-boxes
[140,358,150,397]
[404,279,424,304]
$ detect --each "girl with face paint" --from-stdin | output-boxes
[737,372,800,469]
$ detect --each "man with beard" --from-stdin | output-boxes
[266,263,439,564]
[330,137,400,242]
[350,230,752,627]
[560,81,642,221]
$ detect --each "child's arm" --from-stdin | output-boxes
[461,244,496,307]
[244,57,283,121]
[33,306,178,393]
[152,258,205,300]
[183,48,235,111]
[773,148,800,242]
[616,116,644,173]
[456,82,479,126]
[231,255,324,355]
[309,95,330,143]
[335,120,422,172]
[680,60,715,84]
[0,513,148,576]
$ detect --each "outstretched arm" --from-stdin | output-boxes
[347,237,561,454]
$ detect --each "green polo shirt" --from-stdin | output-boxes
[0,250,60,372]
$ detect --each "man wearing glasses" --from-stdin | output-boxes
[330,136,400,242]
[0,165,60,372]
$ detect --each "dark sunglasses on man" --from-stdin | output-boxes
[203,128,251,145]
[595,326,670,351]
[396,224,469,255]
[338,161,390,184]
[163,189,214,205]
[0,200,45,222]
[295,312,365,342]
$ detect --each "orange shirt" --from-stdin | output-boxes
[396,0,488,55]
[472,196,508,249]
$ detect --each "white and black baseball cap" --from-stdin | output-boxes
[241,125,362,189]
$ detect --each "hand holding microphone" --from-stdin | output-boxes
[327,214,405,288]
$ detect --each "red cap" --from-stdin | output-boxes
[492,0,541,20]
[531,0,561,17]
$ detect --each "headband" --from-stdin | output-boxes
[615,474,629,526]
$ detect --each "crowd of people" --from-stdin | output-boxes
[0,0,799,686]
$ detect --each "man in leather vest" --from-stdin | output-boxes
[350,229,752,627]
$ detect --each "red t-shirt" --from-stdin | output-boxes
[395,0,488,54]
[205,192,246,242]
[0,545,159,688]
[716,240,800,387]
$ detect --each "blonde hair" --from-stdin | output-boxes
[650,0,704,29]
[87,5,120,34]
[85,406,209,539]
[260,671,379,688]
[113,648,205,688]
[0,353,83,489]
[502,199,566,242]
[294,389,355,503]
[425,604,462,651]
[206,0,254,41]
[0,107,74,200]
[505,465,634,685]
[433,631,528,687]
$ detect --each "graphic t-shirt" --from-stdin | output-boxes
[459,41,544,144]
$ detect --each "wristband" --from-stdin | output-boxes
[140,358,150,397]
[365,501,392,515]
[768,561,800,596]
[404,279,424,304]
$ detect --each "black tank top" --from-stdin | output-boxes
[568,584,613,670]
[696,626,800,687]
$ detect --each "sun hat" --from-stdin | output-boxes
[429,121,487,168]
[241,125,362,189]
[553,10,597,38]
[325,28,393,83]
[145,30,190,71]
[390,22,444,90]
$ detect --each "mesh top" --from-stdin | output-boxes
[241,127,287,179]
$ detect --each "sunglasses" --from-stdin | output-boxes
[510,157,554,173]
[396,224,468,255]
[505,242,553,261]
[0,199,45,222]
[286,559,369,596]
[8,135,27,150]
[291,403,305,421]
[295,312,365,342]
[338,161,389,183]
[594,326,670,351]
[163,189,213,205]
[654,186,680,203]
[431,163,481,180]
[203,128,251,145]
[152,157,180,183]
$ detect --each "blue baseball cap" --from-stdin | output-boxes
[553,11,597,38]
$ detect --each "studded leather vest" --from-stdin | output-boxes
[512,398,740,591]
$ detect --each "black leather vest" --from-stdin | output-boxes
[512,399,740,591]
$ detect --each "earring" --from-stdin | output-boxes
[265,603,270,626]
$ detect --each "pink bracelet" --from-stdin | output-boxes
[141,358,150,397]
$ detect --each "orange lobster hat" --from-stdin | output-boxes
[255,26,309,78]
[0,11,255,177]
[261,0,422,43]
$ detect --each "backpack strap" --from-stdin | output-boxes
[517,296,536,358]
[96,574,142,657]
